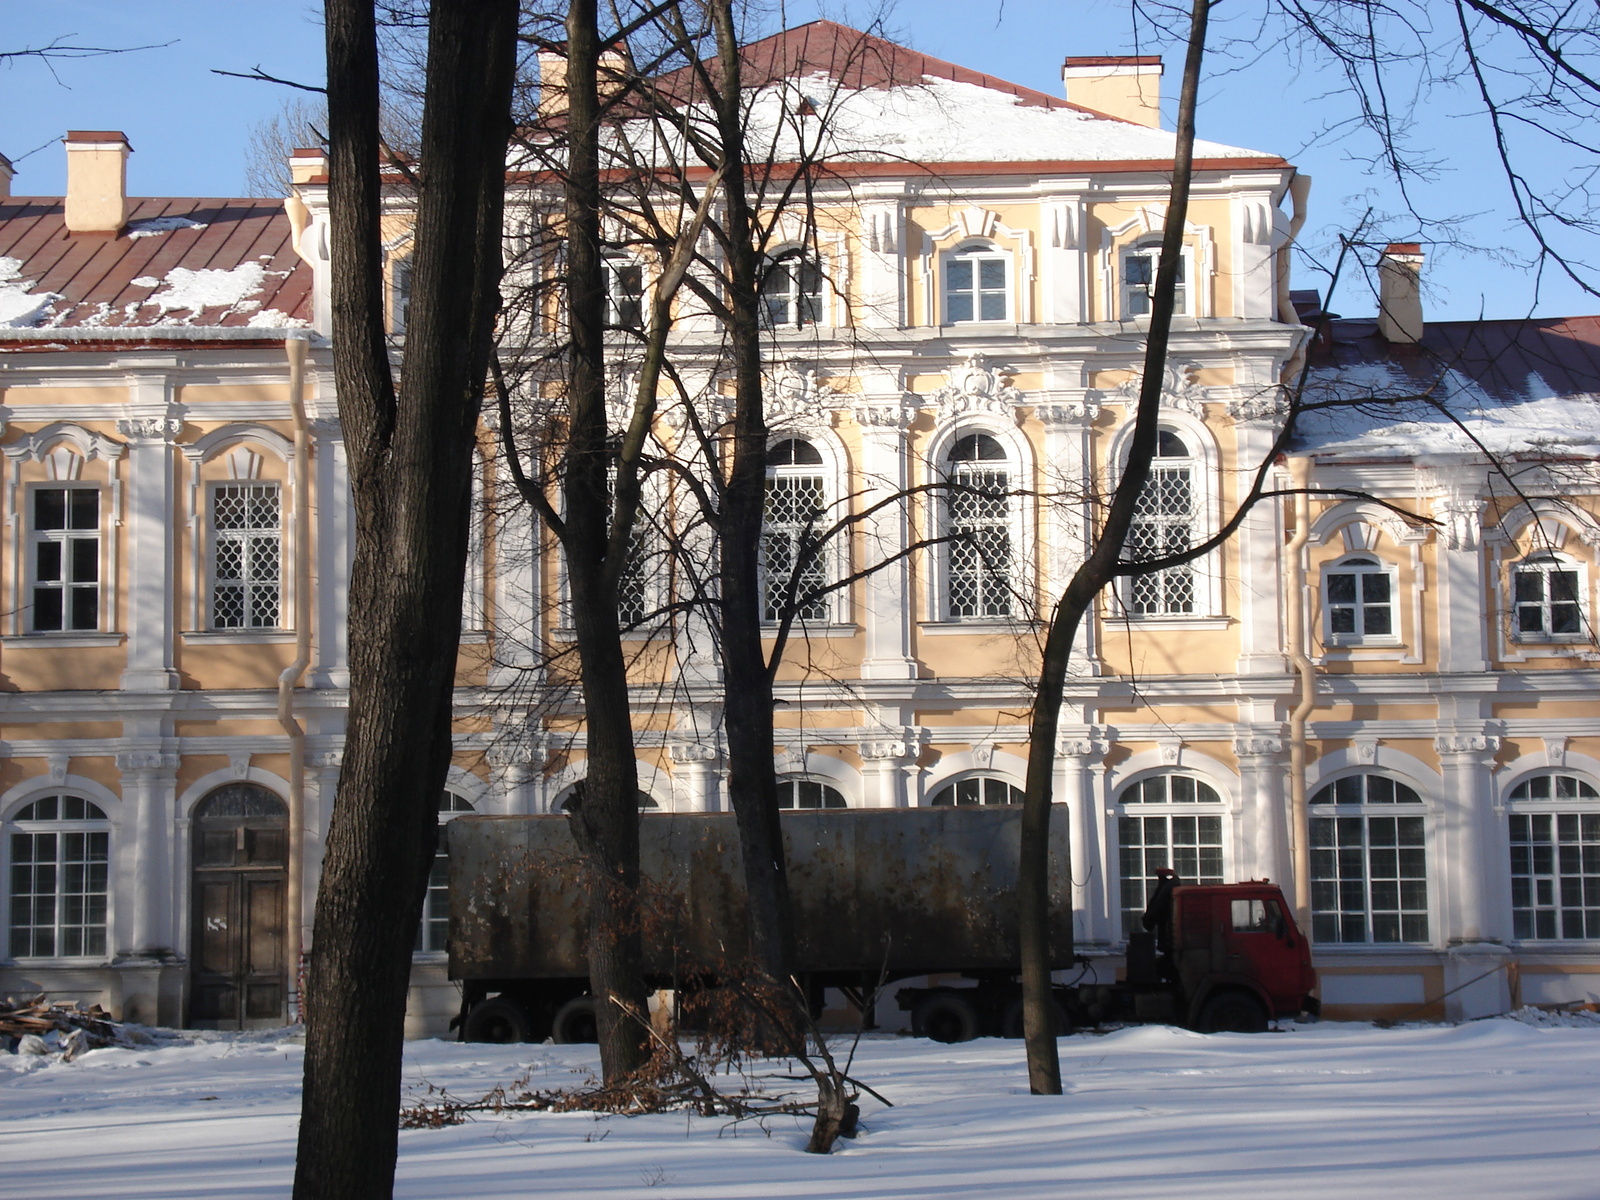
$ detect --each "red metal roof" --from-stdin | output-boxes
[0,196,311,330]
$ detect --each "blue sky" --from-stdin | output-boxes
[2,0,1589,322]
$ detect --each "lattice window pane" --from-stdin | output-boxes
[946,467,1011,618]
[212,485,282,629]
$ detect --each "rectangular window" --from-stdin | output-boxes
[1127,465,1194,615]
[945,468,1012,618]
[1311,814,1428,943]
[414,848,450,953]
[605,260,644,329]
[211,484,282,629]
[1119,813,1223,936]
[9,828,109,958]
[1515,565,1583,637]
[31,487,100,632]
[1327,564,1394,640]
[1124,246,1188,318]
[1510,812,1600,939]
[945,254,1008,323]
[762,474,828,622]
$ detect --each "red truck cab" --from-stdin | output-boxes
[1166,879,1318,1030]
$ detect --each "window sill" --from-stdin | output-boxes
[760,622,858,639]
[182,629,297,644]
[1511,635,1593,647]
[2,633,124,649]
[1107,616,1231,631]
[1323,636,1403,650]
[4,956,112,968]
[919,620,1033,636]
[550,627,668,643]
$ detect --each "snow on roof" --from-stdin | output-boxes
[737,71,1273,165]
[0,197,311,334]
[594,20,1280,169]
[1296,316,1600,459]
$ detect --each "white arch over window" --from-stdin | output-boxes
[920,208,1033,326]
[543,759,670,813]
[1099,210,1214,322]
[776,750,861,805]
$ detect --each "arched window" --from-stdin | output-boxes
[417,790,475,954]
[1508,772,1600,940]
[1125,429,1196,616]
[1323,555,1396,643]
[1121,237,1191,319]
[777,779,847,809]
[1117,774,1224,935]
[1310,774,1428,944]
[604,255,644,329]
[942,433,1013,619]
[558,781,659,812]
[943,244,1009,323]
[930,776,1024,807]
[763,439,829,623]
[8,795,110,959]
[760,251,822,329]
[1512,552,1586,640]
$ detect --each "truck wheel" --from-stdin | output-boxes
[552,996,599,1044]
[1002,996,1072,1040]
[462,997,532,1044]
[1197,990,1269,1034]
[913,992,980,1044]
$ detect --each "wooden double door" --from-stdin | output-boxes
[188,784,288,1029]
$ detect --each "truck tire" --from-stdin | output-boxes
[1002,996,1072,1040]
[552,996,599,1044]
[462,996,532,1044]
[1197,990,1269,1034]
[913,992,980,1044]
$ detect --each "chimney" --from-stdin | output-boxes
[537,45,630,120]
[64,130,131,237]
[1377,242,1424,344]
[289,148,328,187]
[0,151,14,199]
[1062,56,1163,127]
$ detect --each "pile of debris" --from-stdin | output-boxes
[2,995,125,1061]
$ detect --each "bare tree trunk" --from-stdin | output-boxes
[1017,0,1211,1096]
[560,0,650,1081]
[294,2,517,1197]
[707,0,795,983]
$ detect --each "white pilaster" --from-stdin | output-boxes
[1235,734,1290,886]
[1435,732,1504,945]
[115,749,180,957]
[852,392,919,679]
[116,411,182,690]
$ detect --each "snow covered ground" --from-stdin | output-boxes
[6,1015,1600,1199]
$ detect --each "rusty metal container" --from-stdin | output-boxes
[448,808,1073,983]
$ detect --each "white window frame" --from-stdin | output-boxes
[1507,771,1600,942]
[1115,772,1227,937]
[1308,773,1431,945]
[761,437,833,625]
[1511,552,1589,643]
[776,777,849,809]
[1121,238,1195,320]
[1323,554,1400,646]
[27,483,103,634]
[928,774,1025,807]
[942,243,1011,324]
[760,248,824,330]
[208,481,283,631]
[1119,428,1203,619]
[416,790,475,956]
[938,431,1017,621]
[603,255,645,330]
[6,794,112,962]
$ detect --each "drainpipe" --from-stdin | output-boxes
[278,334,313,1023]
[1285,456,1316,930]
